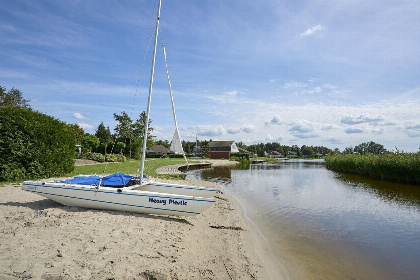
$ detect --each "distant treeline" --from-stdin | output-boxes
[237,142,331,157]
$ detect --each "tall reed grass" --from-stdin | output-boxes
[325,153,420,185]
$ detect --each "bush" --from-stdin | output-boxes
[168,154,185,158]
[0,107,76,181]
[230,152,250,161]
[186,153,202,158]
[81,152,105,163]
[105,154,126,162]
[146,153,168,158]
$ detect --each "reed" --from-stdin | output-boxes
[325,153,420,185]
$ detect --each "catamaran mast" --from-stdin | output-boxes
[140,0,162,183]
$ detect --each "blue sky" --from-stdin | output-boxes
[1,0,419,152]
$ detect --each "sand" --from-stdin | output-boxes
[0,177,288,279]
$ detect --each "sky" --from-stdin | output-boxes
[1,0,419,152]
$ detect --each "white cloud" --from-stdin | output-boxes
[73,112,88,120]
[227,125,256,134]
[298,25,324,38]
[194,125,226,137]
[225,90,238,97]
[265,116,283,126]
[289,124,313,134]
[341,114,384,125]
[227,127,241,134]
[204,89,241,103]
[242,125,256,133]
[77,122,93,130]
[281,79,350,98]
[288,120,319,139]
[263,134,283,142]
[0,23,16,32]
[293,133,319,139]
[327,138,343,145]
[405,123,420,137]
[284,82,307,89]
[345,127,364,134]
[371,128,384,135]
[321,124,339,131]
[300,86,322,95]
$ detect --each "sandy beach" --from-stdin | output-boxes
[0,175,287,279]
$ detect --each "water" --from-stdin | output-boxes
[187,160,420,280]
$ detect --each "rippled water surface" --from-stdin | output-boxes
[187,160,420,280]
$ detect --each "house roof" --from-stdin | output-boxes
[208,141,235,148]
[152,145,169,154]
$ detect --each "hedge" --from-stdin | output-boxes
[0,107,76,181]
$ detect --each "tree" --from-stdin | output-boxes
[95,122,112,154]
[67,123,85,145]
[133,111,154,145]
[200,140,211,158]
[301,145,314,157]
[132,111,155,159]
[82,134,100,153]
[0,86,31,108]
[154,139,170,148]
[115,142,126,155]
[354,141,387,155]
[291,145,302,157]
[113,111,133,157]
[343,146,354,154]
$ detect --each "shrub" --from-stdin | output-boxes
[186,153,202,158]
[0,107,75,181]
[105,154,126,162]
[81,152,105,163]
[230,152,250,161]
[168,154,185,158]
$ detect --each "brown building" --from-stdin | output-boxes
[208,141,239,159]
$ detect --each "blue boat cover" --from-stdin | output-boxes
[60,173,136,187]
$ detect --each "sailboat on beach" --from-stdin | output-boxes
[21,0,216,216]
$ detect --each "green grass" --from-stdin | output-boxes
[72,158,195,180]
[325,153,420,185]
[253,157,278,162]
[0,158,195,184]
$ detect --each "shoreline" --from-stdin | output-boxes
[0,176,286,279]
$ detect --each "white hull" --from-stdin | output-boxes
[134,180,218,198]
[22,181,215,216]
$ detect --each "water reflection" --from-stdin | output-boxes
[187,160,420,280]
[338,173,420,208]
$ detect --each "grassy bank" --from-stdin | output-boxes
[325,153,420,185]
[72,158,192,180]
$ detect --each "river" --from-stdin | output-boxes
[186,159,420,280]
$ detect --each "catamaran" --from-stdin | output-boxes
[21,0,216,216]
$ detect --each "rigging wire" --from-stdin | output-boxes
[98,0,158,180]
[159,28,189,168]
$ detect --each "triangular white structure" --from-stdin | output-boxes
[169,128,183,154]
